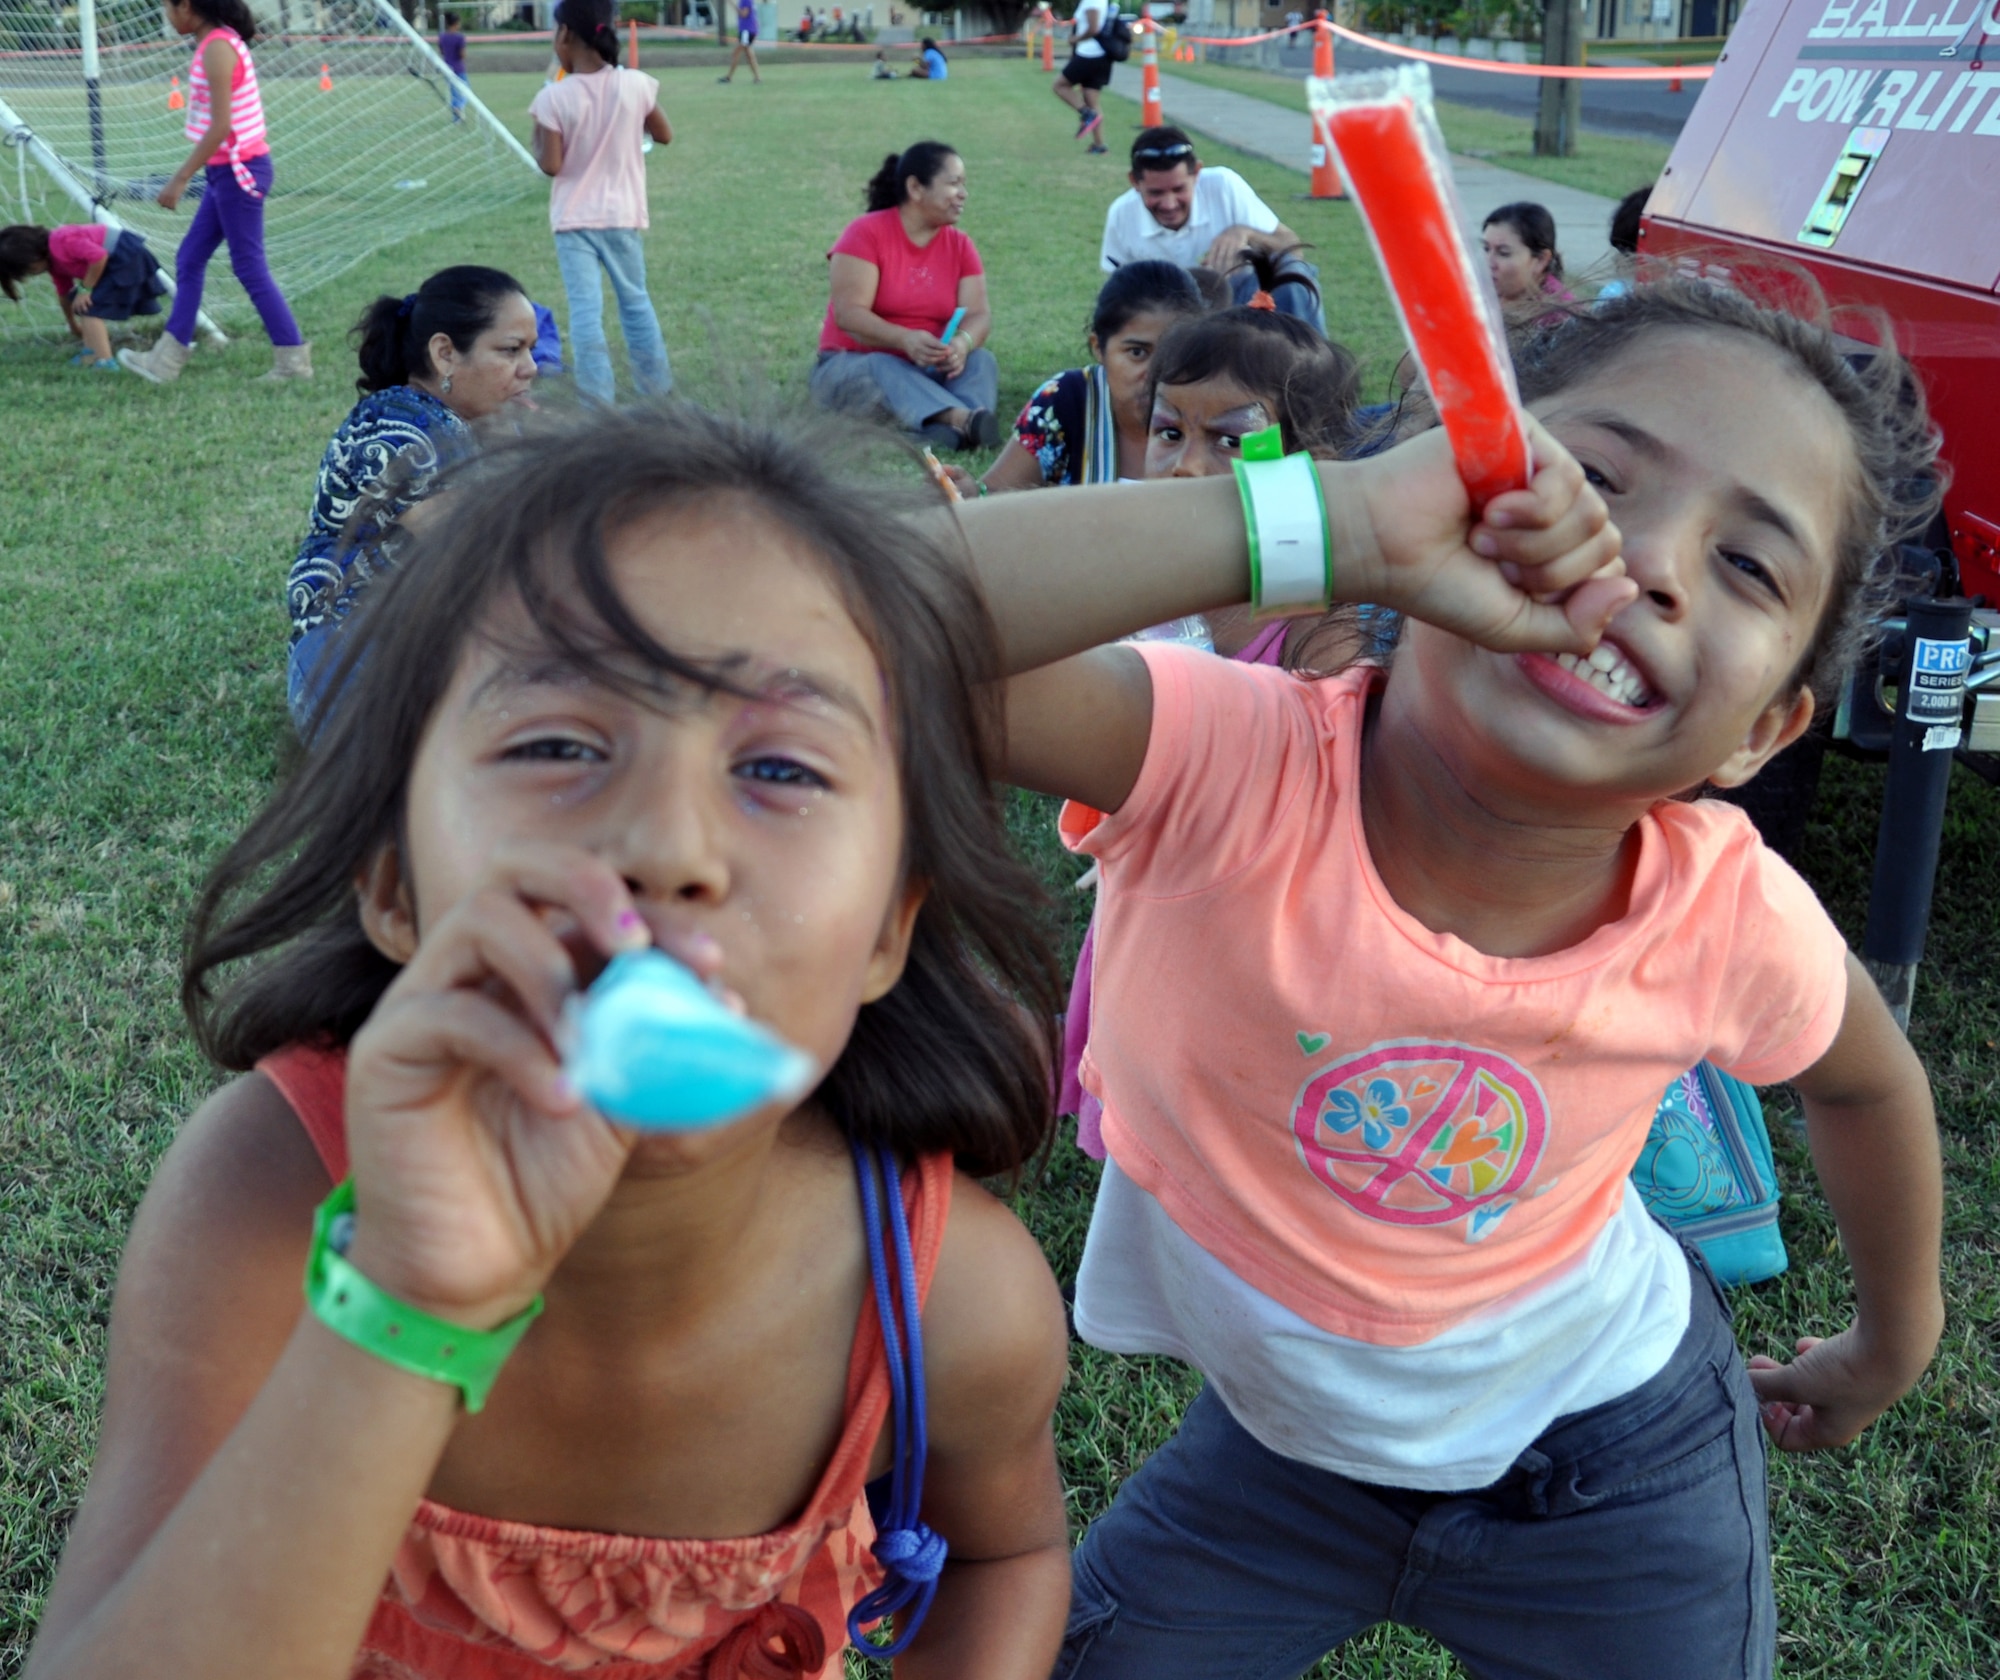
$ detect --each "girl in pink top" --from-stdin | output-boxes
[119,0,308,386]
[811,143,998,452]
[953,278,1944,1677]
[0,221,166,369]
[26,407,1072,1680]
[529,0,674,405]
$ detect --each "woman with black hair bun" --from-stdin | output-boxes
[1481,201,1575,326]
[810,140,999,452]
[287,267,537,732]
[117,0,307,385]
[529,0,675,403]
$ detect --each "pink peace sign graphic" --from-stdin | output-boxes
[1291,1039,1548,1241]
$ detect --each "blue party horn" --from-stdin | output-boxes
[564,949,817,1130]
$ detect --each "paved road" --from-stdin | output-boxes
[1114,71,1623,277]
[1251,33,1701,143]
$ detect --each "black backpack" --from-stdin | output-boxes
[1099,10,1134,59]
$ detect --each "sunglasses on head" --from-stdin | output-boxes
[1132,143,1195,166]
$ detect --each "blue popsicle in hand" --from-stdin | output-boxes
[939,306,966,345]
[564,949,818,1130]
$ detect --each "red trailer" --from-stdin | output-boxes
[1640,2,2000,1018]
[1643,0,2000,600]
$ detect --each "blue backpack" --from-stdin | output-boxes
[1632,1064,1788,1286]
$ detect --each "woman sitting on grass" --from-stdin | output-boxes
[288,265,537,733]
[810,141,998,453]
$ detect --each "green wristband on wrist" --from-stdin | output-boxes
[1232,424,1333,614]
[304,1180,543,1413]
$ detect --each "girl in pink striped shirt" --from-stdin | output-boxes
[120,0,308,385]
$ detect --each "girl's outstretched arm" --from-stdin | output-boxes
[949,416,1627,811]
[1748,952,1945,1452]
[895,1179,1071,1679]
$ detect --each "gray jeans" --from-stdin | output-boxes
[1057,1245,1774,1680]
[809,346,999,434]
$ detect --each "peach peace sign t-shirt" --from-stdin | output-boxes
[1063,650,1848,1348]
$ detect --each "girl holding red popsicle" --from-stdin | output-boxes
[950,270,1946,1676]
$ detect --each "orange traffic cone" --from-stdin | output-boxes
[167,72,184,111]
[1139,19,1162,128]
[1309,15,1343,199]
[1669,58,1683,94]
[318,62,332,91]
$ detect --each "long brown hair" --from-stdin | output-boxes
[184,405,1062,1177]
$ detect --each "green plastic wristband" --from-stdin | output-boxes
[304,1180,543,1413]
[1231,424,1333,613]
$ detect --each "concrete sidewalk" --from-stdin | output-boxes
[1105,71,1618,280]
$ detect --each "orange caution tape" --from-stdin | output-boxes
[1179,22,1716,81]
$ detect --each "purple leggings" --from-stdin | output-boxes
[165,155,302,347]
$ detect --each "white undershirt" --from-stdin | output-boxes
[1074,1159,1692,1491]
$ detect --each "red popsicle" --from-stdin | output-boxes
[1315,84,1532,506]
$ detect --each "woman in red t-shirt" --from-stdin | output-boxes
[810,141,998,452]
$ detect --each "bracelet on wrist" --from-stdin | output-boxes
[1232,424,1333,614]
[304,1181,543,1413]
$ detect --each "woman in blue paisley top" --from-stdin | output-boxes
[973,261,1208,493]
[288,266,538,730]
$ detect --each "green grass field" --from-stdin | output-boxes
[1163,57,1673,202]
[3,56,1997,1680]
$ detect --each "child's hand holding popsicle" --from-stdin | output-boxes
[1331,414,1633,655]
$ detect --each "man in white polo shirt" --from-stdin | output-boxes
[1100,126,1324,328]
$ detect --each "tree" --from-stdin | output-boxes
[1533,0,1581,156]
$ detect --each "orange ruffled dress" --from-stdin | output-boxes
[258,1046,952,1680]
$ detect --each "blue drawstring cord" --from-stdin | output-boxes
[845,1143,946,1659]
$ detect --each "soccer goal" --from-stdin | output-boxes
[0,0,538,341]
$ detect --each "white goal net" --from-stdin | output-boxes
[0,0,538,339]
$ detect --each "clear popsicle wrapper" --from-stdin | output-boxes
[563,949,818,1131]
[1308,65,1533,506]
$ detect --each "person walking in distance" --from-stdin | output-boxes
[530,0,674,403]
[720,0,762,83]
[1055,0,1112,153]
[438,11,469,121]
[119,0,309,384]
